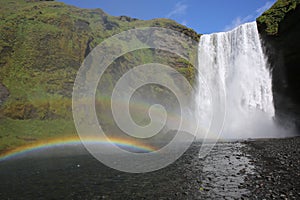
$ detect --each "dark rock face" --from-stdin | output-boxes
[257,0,300,131]
[74,19,90,32]
[0,83,9,107]
[118,16,138,22]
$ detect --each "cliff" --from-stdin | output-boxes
[1,0,300,152]
[257,0,300,130]
[0,0,199,151]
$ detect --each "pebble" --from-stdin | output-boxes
[242,137,300,199]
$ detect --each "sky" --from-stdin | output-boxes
[57,0,276,34]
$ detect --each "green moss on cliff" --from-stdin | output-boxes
[0,0,199,118]
[257,0,300,35]
[0,0,200,152]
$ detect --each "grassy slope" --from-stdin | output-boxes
[0,0,200,152]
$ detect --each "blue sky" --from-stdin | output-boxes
[57,0,275,34]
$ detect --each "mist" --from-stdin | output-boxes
[195,22,296,139]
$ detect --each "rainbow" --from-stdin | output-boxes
[0,136,157,162]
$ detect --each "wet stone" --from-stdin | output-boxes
[197,142,255,199]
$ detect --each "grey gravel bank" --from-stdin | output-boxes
[241,137,300,199]
[0,138,299,199]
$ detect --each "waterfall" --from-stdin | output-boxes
[196,22,275,139]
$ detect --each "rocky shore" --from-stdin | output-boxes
[1,138,300,199]
[242,137,300,199]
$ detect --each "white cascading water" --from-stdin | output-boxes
[197,22,276,138]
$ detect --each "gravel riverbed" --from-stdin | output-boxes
[0,137,299,199]
[241,137,300,199]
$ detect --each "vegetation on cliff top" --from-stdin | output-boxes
[257,0,300,35]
